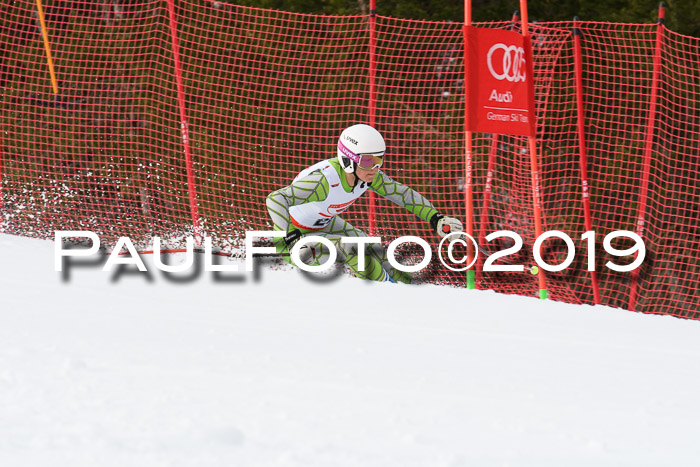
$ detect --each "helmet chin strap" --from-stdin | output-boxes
[351,164,360,190]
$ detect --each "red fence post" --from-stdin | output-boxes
[166,0,201,242]
[572,17,602,305]
[628,3,665,311]
[368,0,378,236]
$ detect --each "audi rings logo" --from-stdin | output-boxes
[487,43,527,83]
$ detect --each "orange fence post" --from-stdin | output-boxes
[35,0,59,95]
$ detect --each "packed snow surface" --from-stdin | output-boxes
[1,233,700,466]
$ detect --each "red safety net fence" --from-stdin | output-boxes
[1,1,699,318]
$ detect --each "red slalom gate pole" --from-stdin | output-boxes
[166,0,201,244]
[475,134,497,286]
[368,0,378,236]
[519,0,548,299]
[464,0,475,289]
[572,17,602,305]
[629,3,665,311]
[475,11,520,287]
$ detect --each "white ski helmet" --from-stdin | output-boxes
[337,124,386,173]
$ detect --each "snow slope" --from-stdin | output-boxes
[1,233,700,466]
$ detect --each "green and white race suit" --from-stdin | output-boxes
[266,158,439,283]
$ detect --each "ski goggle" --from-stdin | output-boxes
[338,140,385,170]
[357,154,384,170]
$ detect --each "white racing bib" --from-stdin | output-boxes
[289,161,369,230]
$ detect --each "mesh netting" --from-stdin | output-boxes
[1,1,698,318]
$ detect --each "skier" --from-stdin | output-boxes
[266,124,463,283]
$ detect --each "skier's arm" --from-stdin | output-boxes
[370,171,462,237]
[266,171,330,232]
[369,171,439,222]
